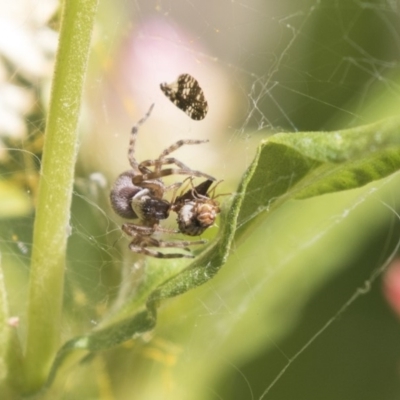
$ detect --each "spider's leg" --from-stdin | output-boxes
[154,139,209,173]
[154,226,180,234]
[136,138,210,176]
[137,234,202,248]
[128,234,197,258]
[156,238,207,248]
[140,157,199,172]
[128,103,155,171]
[122,223,155,237]
[138,180,165,198]
[158,139,209,159]
[132,168,215,185]
[128,244,194,258]
[123,223,180,236]
[139,165,153,175]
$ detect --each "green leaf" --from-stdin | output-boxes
[236,117,400,238]
[45,116,400,388]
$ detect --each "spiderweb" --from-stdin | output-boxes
[1,0,400,399]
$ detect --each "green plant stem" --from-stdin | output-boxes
[0,255,10,383]
[22,0,98,393]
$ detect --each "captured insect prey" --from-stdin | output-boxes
[110,104,220,258]
[160,73,208,120]
[172,179,221,236]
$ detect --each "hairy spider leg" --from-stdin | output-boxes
[139,155,207,174]
[122,223,207,258]
[136,139,210,177]
[128,103,155,171]
[132,166,215,185]
[128,245,194,259]
[137,179,165,198]
[151,139,208,176]
[145,236,206,248]
[154,139,209,172]
[122,223,179,236]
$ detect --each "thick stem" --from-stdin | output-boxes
[23,0,99,393]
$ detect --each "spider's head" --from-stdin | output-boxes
[130,188,170,224]
[135,196,170,222]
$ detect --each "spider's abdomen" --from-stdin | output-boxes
[110,171,142,219]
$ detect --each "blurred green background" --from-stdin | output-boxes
[1,0,400,398]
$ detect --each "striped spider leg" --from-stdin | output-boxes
[128,104,215,185]
[121,223,206,259]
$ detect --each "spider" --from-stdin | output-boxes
[110,104,216,258]
[171,179,222,236]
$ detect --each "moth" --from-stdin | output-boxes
[160,73,208,120]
